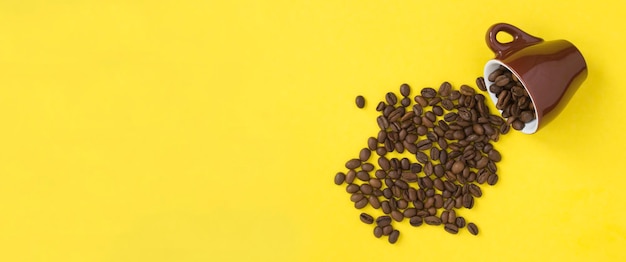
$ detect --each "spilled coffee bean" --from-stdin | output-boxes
[335,82,508,243]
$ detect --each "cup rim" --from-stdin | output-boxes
[483,59,539,134]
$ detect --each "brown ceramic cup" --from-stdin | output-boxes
[483,23,588,134]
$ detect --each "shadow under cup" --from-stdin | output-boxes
[482,24,588,134]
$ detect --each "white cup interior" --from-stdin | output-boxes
[483,60,539,134]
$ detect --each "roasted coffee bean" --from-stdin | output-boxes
[355,95,366,108]
[376,101,386,112]
[451,161,465,174]
[403,208,417,218]
[433,165,444,178]
[381,201,391,214]
[416,140,433,151]
[445,223,459,234]
[373,226,383,238]
[356,171,369,182]
[376,215,392,227]
[400,97,411,107]
[346,184,360,193]
[368,137,378,150]
[378,157,391,171]
[440,211,449,223]
[418,161,430,176]
[421,88,437,98]
[350,193,364,202]
[400,83,411,97]
[438,82,452,96]
[362,163,375,172]
[386,92,398,105]
[359,148,371,161]
[389,230,400,244]
[369,195,381,209]
[495,74,510,86]
[334,172,346,185]
[462,194,474,209]
[377,116,389,130]
[414,96,428,107]
[467,223,479,235]
[476,77,487,91]
[376,147,387,156]
[345,159,361,169]
[415,151,429,164]
[455,217,466,228]
[434,194,443,208]
[391,210,404,222]
[469,183,482,197]
[409,216,423,227]
[488,68,503,81]
[355,198,369,209]
[450,90,461,100]
[345,170,357,184]
[512,119,525,130]
[382,225,393,236]
[360,184,373,194]
[443,198,455,210]
[424,216,442,225]
[488,173,499,185]
[460,85,475,96]
[520,111,535,123]
[360,213,374,224]
[374,169,386,179]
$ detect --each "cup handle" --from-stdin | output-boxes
[486,23,543,59]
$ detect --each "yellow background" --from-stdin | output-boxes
[0,1,624,261]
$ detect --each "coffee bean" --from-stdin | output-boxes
[386,92,398,105]
[355,171,368,182]
[440,211,449,223]
[467,223,479,235]
[451,161,465,174]
[350,193,364,202]
[345,159,361,169]
[476,77,487,91]
[368,137,378,150]
[355,96,366,108]
[355,198,369,209]
[346,184,360,193]
[512,119,525,130]
[381,201,391,214]
[487,173,499,185]
[389,230,400,244]
[374,226,383,238]
[359,148,371,162]
[444,223,459,234]
[468,183,482,197]
[460,85,475,96]
[334,172,346,185]
[421,88,437,98]
[360,184,373,194]
[488,69,503,81]
[455,217,466,228]
[416,140,432,151]
[391,210,404,222]
[409,216,423,227]
[376,215,392,227]
[495,75,510,86]
[462,194,474,209]
[382,225,393,236]
[424,216,442,225]
[378,157,391,171]
[403,208,417,218]
[400,83,411,97]
[439,82,452,96]
[400,97,411,107]
[360,213,374,224]
[368,196,381,209]
[447,209,456,224]
[520,110,535,122]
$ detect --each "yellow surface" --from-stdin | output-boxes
[0,1,624,261]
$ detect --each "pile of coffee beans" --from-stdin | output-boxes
[487,66,536,130]
[336,79,508,243]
